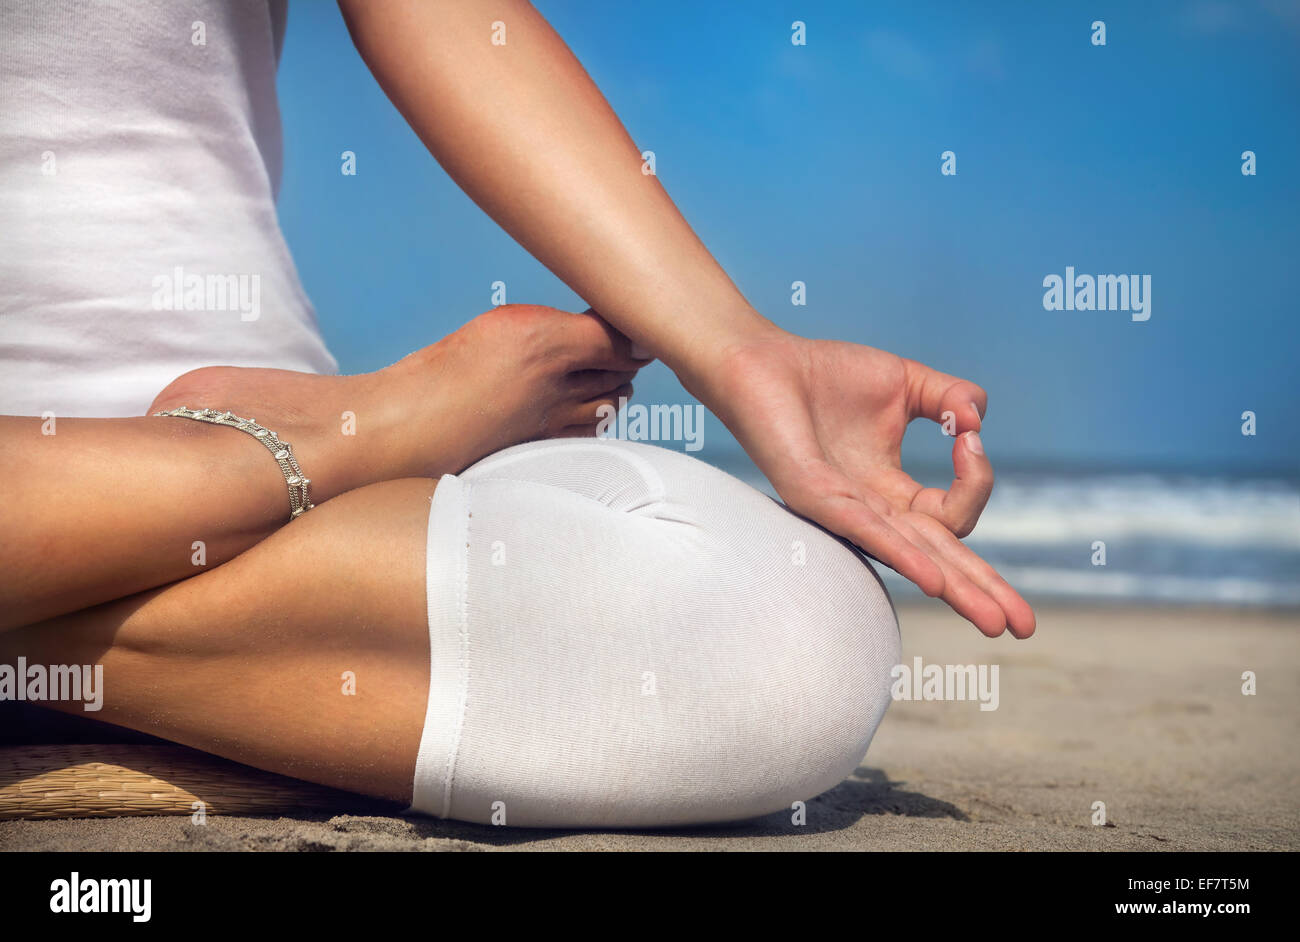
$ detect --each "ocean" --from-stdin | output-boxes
[704,450,1300,608]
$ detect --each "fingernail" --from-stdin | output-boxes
[970,400,982,421]
[966,430,983,455]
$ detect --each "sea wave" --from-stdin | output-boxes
[974,474,1300,550]
[879,566,1300,607]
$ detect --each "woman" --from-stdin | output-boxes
[0,0,1033,828]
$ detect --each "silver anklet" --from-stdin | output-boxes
[153,406,315,521]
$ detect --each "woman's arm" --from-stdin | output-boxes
[336,0,777,390]
[337,0,1035,635]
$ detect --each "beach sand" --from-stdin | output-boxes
[2,604,1297,851]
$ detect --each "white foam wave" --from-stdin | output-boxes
[972,476,1300,549]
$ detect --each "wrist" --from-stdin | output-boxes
[671,310,795,405]
[668,305,791,400]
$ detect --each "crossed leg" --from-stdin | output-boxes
[3,439,900,828]
[1,477,438,803]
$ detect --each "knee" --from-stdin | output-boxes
[594,446,902,826]
[416,441,903,828]
[790,573,900,803]
[430,542,901,830]
[672,556,900,825]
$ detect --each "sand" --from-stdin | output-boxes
[2,604,1297,851]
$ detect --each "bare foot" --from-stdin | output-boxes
[149,305,647,500]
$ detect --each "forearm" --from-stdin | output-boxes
[338,0,784,394]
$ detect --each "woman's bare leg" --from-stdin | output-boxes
[1,304,642,632]
[0,477,437,803]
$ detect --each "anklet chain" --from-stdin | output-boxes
[153,406,315,521]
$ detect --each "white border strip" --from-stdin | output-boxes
[407,473,471,818]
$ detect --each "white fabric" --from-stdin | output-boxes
[411,439,900,828]
[0,0,337,419]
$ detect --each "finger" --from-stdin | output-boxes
[562,381,634,427]
[909,514,1036,638]
[909,430,993,537]
[564,309,653,371]
[816,495,946,598]
[565,369,639,399]
[897,517,1008,636]
[903,359,987,433]
[940,545,1037,639]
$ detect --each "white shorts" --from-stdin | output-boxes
[410,438,899,828]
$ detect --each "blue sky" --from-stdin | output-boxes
[276,1,1299,477]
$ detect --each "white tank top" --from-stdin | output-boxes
[0,0,338,418]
